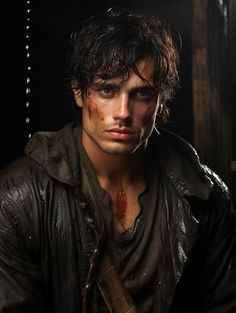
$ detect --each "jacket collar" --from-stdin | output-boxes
[154,128,213,200]
[24,122,81,187]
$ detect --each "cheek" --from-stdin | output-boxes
[84,96,100,120]
[87,103,92,119]
[84,93,115,124]
[84,100,106,124]
[136,105,157,127]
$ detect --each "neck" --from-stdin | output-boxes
[82,131,147,190]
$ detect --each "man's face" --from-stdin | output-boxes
[74,57,160,156]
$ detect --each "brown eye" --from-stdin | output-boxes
[102,87,113,94]
[98,84,118,98]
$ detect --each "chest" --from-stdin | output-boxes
[109,183,146,232]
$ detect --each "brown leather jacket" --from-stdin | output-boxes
[0,122,235,313]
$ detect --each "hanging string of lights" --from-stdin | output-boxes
[26,0,31,139]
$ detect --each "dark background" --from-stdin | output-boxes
[1,0,235,201]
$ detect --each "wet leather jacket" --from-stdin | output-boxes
[0,122,235,313]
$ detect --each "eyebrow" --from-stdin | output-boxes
[132,85,156,91]
[92,81,156,91]
[92,80,122,90]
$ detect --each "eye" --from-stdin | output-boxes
[132,87,156,101]
[135,90,149,97]
[102,86,113,95]
[98,84,118,98]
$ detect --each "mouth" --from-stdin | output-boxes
[106,128,135,140]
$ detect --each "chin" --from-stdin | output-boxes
[98,142,141,156]
[101,147,134,156]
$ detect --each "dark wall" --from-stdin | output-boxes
[1,0,192,168]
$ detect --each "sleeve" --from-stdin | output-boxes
[0,164,50,312]
[169,170,236,313]
[197,173,236,313]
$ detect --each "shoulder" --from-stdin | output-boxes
[0,156,51,197]
[0,156,53,225]
[202,164,230,200]
[1,155,46,177]
[201,165,234,228]
[151,129,233,211]
[151,129,212,200]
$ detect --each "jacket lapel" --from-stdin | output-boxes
[152,129,213,312]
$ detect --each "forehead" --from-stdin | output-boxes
[132,57,154,82]
[134,57,154,75]
[94,56,155,86]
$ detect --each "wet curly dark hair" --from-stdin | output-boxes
[66,7,180,122]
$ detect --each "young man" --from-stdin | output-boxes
[0,7,235,313]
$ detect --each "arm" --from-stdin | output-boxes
[0,159,50,312]
[170,170,236,313]
[198,176,236,312]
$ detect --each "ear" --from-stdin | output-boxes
[71,80,83,108]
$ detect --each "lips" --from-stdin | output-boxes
[108,128,134,134]
[106,128,135,140]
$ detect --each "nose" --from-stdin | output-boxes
[113,93,131,121]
